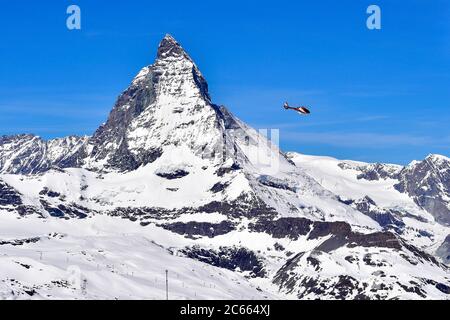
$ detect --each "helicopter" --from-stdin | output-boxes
[283,102,311,115]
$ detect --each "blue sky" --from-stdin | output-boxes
[0,0,449,164]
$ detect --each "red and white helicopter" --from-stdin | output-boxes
[283,102,311,115]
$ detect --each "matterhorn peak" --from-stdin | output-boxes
[153,34,211,103]
[157,34,190,60]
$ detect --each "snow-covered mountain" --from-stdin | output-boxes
[0,135,87,175]
[0,35,449,300]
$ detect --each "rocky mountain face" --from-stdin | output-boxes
[0,135,87,174]
[86,35,226,172]
[395,155,450,226]
[437,235,450,264]
[0,35,449,300]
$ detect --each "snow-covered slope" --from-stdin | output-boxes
[0,213,275,300]
[0,35,449,300]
